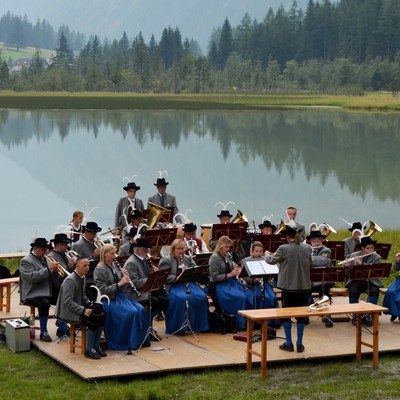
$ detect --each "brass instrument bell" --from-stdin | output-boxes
[363,220,382,237]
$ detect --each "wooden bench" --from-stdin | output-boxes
[70,323,87,354]
[329,287,349,297]
[0,277,19,313]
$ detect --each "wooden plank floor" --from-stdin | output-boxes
[2,285,400,380]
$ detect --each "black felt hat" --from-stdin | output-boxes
[30,237,52,250]
[123,181,141,191]
[154,178,169,187]
[183,223,197,232]
[130,209,143,220]
[360,236,377,247]
[217,210,233,218]
[258,220,276,231]
[306,230,326,240]
[349,222,362,232]
[83,222,102,233]
[132,238,151,248]
[51,233,72,245]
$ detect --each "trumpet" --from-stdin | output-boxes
[46,255,70,277]
[94,239,107,249]
[337,251,378,266]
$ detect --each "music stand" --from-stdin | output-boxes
[194,252,212,267]
[323,241,345,262]
[354,243,392,259]
[310,267,345,284]
[159,207,174,224]
[137,268,171,351]
[211,223,247,241]
[350,263,391,281]
[170,266,209,340]
[145,228,177,248]
[252,234,285,253]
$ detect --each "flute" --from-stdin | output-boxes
[337,251,378,266]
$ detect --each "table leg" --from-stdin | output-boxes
[6,283,11,312]
[0,285,4,310]
[355,313,362,361]
[260,320,267,377]
[372,312,379,368]
[246,317,252,370]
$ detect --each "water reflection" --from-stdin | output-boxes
[0,109,399,251]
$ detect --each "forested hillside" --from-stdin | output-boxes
[0,0,399,94]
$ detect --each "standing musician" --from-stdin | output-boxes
[183,222,209,255]
[307,230,334,328]
[343,236,382,326]
[147,176,183,223]
[19,237,58,342]
[158,239,209,334]
[55,257,106,360]
[209,235,250,331]
[71,221,102,297]
[265,224,312,353]
[285,206,305,241]
[66,210,84,243]
[343,222,362,258]
[123,238,169,339]
[114,180,144,229]
[93,244,148,350]
[118,227,138,257]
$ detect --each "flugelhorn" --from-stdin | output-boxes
[318,222,337,238]
[362,221,382,237]
[309,295,330,310]
[66,250,79,261]
[231,209,248,224]
[274,219,286,235]
[45,255,70,277]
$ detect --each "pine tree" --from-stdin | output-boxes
[51,32,74,68]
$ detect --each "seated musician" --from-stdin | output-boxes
[285,206,305,241]
[123,238,169,339]
[118,227,138,257]
[93,244,148,350]
[66,210,84,243]
[209,235,250,331]
[19,237,58,342]
[382,252,400,322]
[243,241,279,319]
[147,176,183,224]
[158,239,209,334]
[121,209,145,245]
[343,236,382,326]
[55,257,106,360]
[72,221,102,297]
[307,230,334,328]
[183,222,209,254]
[114,180,144,230]
[343,222,362,258]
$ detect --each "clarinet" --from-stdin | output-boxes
[180,255,191,295]
[227,252,248,291]
[114,259,141,297]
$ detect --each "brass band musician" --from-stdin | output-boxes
[114,180,144,229]
[343,222,362,258]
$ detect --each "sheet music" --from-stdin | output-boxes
[245,260,279,276]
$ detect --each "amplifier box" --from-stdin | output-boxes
[5,319,30,353]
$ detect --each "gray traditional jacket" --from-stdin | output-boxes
[114,196,144,228]
[345,251,382,288]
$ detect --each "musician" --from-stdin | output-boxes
[55,257,106,360]
[147,177,183,224]
[285,206,305,241]
[343,236,382,326]
[243,241,279,313]
[121,209,144,245]
[183,222,209,254]
[19,237,58,342]
[71,221,102,296]
[158,239,209,334]
[118,227,137,257]
[209,235,250,331]
[49,233,75,273]
[343,222,362,258]
[66,210,84,243]
[123,238,169,335]
[307,230,334,328]
[265,224,312,353]
[93,244,148,350]
[383,252,400,322]
[114,181,144,229]
[258,220,276,235]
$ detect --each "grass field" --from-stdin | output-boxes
[0,91,399,111]
[0,43,54,62]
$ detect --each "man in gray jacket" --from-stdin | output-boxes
[265,225,312,353]
[55,258,106,360]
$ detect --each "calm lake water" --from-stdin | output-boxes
[1,108,399,252]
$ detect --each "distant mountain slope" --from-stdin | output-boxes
[0,0,310,51]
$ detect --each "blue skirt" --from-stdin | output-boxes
[383,276,400,316]
[102,291,149,351]
[216,278,250,330]
[246,281,278,309]
[165,283,209,334]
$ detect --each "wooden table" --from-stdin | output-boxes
[0,277,20,313]
[0,252,27,260]
[239,303,388,377]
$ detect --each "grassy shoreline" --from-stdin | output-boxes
[0,91,400,111]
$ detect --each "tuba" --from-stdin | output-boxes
[147,202,168,228]
[363,221,382,237]
[318,222,337,238]
[231,209,248,224]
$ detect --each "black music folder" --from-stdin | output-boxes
[194,252,212,266]
[175,265,209,285]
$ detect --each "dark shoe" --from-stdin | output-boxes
[95,346,107,357]
[40,332,53,342]
[56,328,69,338]
[85,349,101,360]
[303,317,310,325]
[390,315,397,322]
[296,344,305,353]
[279,342,294,352]
[323,316,333,328]
[351,315,357,325]
[363,315,373,327]
[150,330,162,341]
[156,312,165,321]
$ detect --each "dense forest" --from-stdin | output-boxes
[1,0,400,93]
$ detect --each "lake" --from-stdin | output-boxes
[1,108,399,252]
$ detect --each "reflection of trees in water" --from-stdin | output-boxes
[1,109,399,201]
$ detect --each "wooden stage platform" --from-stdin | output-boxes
[1,285,400,380]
